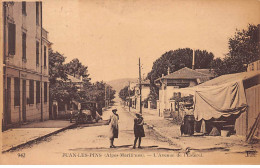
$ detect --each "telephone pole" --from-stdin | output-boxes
[104,84,107,107]
[108,86,110,107]
[139,58,142,114]
[128,81,131,112]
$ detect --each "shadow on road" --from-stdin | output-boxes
[68,145,184,152]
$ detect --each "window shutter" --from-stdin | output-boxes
[8,23,16,55]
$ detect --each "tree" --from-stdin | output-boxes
[147,48,214,101]
[82,81,116,107]
[65,58,91,87]
[119,86,135,101]
[49,49,67,84]
[49,49,81,103]
[211,24,259,76]
[49,50,117,109]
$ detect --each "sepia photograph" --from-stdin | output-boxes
[0,0,260,165]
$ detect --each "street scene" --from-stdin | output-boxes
[1,0,260,165]
[2,98,259,163]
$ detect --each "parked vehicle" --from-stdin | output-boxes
[71,101,103,124]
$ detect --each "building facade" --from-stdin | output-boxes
[129,80,150,110]
[2,2,51,130]
[154,67,214,116]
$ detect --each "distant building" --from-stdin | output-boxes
[154,67,214,116]
[132,80,150,109]
[127,80,151,110]
[2,2,51,130]
[59,74,84,91]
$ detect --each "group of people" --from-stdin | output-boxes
[108,108,145,149]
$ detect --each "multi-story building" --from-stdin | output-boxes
[2,1,51,130]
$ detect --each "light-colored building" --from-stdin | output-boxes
[2,2,51,130]
[154,67,214,116]
[130,80,150,110]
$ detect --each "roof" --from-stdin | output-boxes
[173,71,260,95]
[195,69,215,78]
[155,67,213,82]
[198,71,260,87]
[57,74,83,83]
[67,75,82,83]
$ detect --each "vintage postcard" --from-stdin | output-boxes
[0,0,260,165]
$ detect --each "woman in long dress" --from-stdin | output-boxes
[133,112,145,149]
[108,109,119,148]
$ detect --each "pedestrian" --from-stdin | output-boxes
[108,108,119,148]
[133,112,145,149]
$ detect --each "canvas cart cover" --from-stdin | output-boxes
[169,71,259,121]
[194,80,248,121]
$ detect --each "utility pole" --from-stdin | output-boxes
[139,58,142,114]
[192,48,195,70]
[128,81,131,112]
[104,84,107,108]
[108,86,110,107]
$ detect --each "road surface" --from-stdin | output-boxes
[1,101,185,163]
[3,101,255,164]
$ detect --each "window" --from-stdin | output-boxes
[44,46,47,67]
[22,1,26,15]
[8,23,16,55]
[36,81,40,103]
[44,82,47,102]
[36,41,39,65]
[36,2,39,25]
[22,32,26,60]
[29,80,34,104]
[14,78,20,106]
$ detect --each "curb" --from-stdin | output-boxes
[2,123,77,153]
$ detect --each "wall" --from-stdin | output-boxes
[3,2,49,128]
[235,84,260,137]
[7,2,42,71]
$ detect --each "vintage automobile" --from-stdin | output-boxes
[71,101,102,124]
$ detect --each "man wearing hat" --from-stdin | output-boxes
[108,108,119,148]
[133,112,145,149]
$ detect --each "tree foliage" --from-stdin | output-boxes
[49,49,79,103]
[147,48,214,101]
[65,58,91,87]
[49,49,67,84]
[119,86,135,101]
[211,24,259,76]
[83,82,116,107]
[49,49,116,108]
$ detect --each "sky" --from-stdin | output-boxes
[42,0,260,82]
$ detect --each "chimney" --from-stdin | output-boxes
[167,67,170,75]
[192,49,195,70]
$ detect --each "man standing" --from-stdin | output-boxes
[108,109,119,148]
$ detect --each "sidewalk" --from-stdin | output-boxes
[124,106,260,154]
[2,120,76,153]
